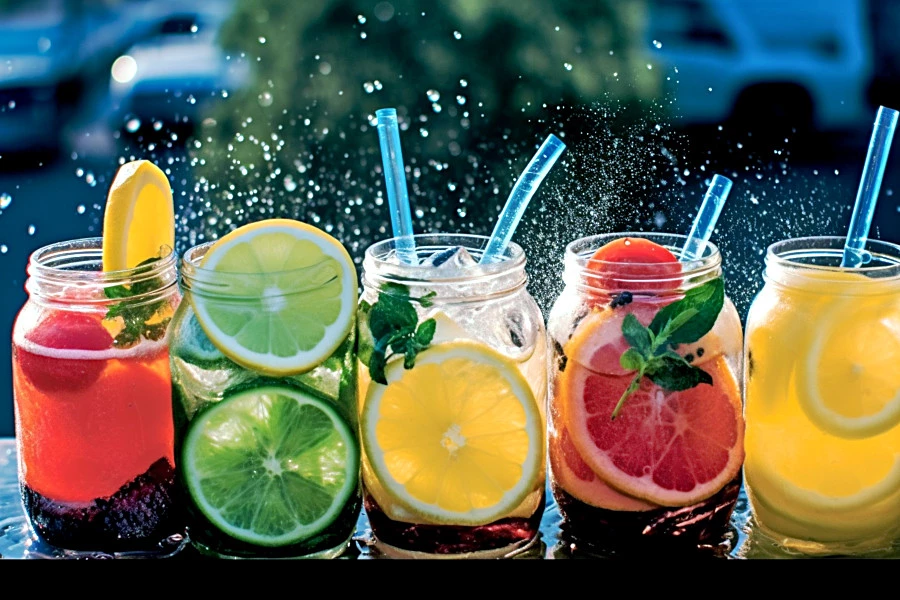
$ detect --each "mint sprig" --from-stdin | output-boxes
[611,278,724,420]
[366,283,437,385]
[104,256,171,348]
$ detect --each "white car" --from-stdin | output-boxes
[107,2,250,138]
[644,0,873,136]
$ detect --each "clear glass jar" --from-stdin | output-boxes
[357,234,547,558]
[743,236,900,557]
[169,242,360,559]
[11,238,183,557]
[546,232,744,555]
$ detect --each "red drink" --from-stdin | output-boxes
[11,238,183,555]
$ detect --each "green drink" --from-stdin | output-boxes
[169,219,360,559]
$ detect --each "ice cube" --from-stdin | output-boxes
[425,246,477,269]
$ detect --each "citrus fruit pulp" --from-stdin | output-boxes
[361,340,543,526]
[190,219,357,376]
[550,424,659,511]
[585,237,682,297]
[181,385,358,546]
[101,160,175,271]
[798,292,900,439]
[562,355,744,507]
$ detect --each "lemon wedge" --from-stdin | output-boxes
[190,219,357,376]
[361,340,543,526]
[102,160,175,271]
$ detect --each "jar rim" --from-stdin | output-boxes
[27,237,177,283]
[563,232,721,292]
[363,233,526,283]
[765,236,900,273]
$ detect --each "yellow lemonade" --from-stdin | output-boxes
[744,239,900,555]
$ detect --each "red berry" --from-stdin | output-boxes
[16,312,114,393]
[585,237,682,298]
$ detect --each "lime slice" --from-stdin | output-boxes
[191,219,358,376]
[182,385,359,546]
[361,340,543,526]
[102,160,174,271]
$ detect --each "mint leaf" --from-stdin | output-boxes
[648,278,724,345]
[370,350,388,385]
[368,294,417,340]
[619,347,645,372]
[415,318,436,346]
[621,313,652,355]
[103,256,170,348]
[646,355,713,391]
[366,288,438,385]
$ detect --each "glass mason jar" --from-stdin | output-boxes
[11,238,183,557]
[546,233,745,555]
[357,234,547,558]
[169,242,360,559]
[744,237,900,557]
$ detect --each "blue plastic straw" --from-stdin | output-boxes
[375,108,417,265]
[841,105,899,268]
[480,133,566,264]
[680,174,733,261]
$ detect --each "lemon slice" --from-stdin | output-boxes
[191,219,357,376]
[102,160,175,271]
[361,340,543,526]
[800,295,900,439]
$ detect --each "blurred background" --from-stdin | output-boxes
[0,0,898,436]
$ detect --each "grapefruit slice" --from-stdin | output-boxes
[585,237,682,296]
[562,356,744,507]
[564,303,661,377]
[550,425,659,511]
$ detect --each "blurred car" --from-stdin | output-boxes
[0,1,82,156]
[107,2,250,139]
[644,0,873,138]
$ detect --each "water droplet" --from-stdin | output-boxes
[284,175,297,192]
[258,36,266,44]
[76,205,85,214]
[374,80,383,91]
[834,169,840,175]
[432,103,442,113]
[357,14,366,24]
[0,193,11,210]
[85,172,95,186]
[27,224,35,235]
[0,245,6,253]
[652,39,663,49]
[125,117,141,132]
[447,182,457,191]
[646,63,653,70]
[363,82,375,93]
[453,30,462,40]
[419,128,429,138]
[707,87,713,92]
[456,95,466,105]
[360,31,367,39]
[7,100,15,109]
[190,24,198,33]
[426,89,440,102]
[258,91,273,106]
[459,79,468,87]
[563,62,573,71]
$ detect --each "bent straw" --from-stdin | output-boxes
[375,108,417,265]
[841,105,899,268]
[480,133,566,264]
[680,174,733,261]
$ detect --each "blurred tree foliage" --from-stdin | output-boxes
[191,0,660,272]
